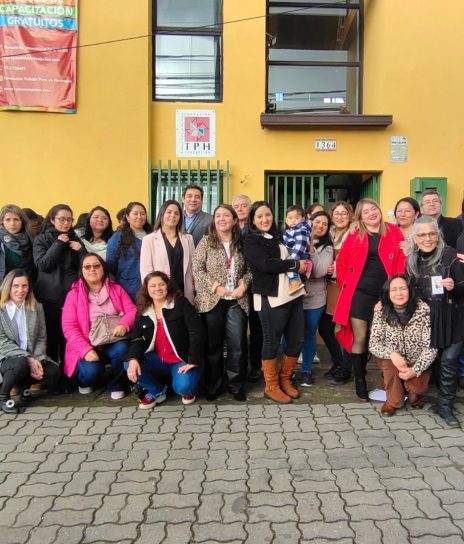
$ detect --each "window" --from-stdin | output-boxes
[266,0,362,114]
[153,0,222,101]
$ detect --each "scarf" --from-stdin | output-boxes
[0,228,32,256]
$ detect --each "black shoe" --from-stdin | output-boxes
[433,405,460,428]
[232,391,247,402]
[205,392,221,402]
[300,371,313,387]
[329,368,351,385]
[20,389,33,403]
[0,398,19,415]
[323,366,337,379]
[248,369,262,382]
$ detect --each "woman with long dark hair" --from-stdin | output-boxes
[193,204,251,401]
[300,211,334,387]
[79,206,114,260]
[140,200,195,304]
[0,204,35,283]
[0,269,60,413]
[406,215,464,427]
[394,197,421,253]
[125,271,204,409]
[107,202,152,302]
[333,198,405,402]
[244,201,307,403]
[369,274,437,416]
[33,204,86,369]
[62,253,136,398]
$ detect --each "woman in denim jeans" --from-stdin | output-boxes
[125,272,204,409]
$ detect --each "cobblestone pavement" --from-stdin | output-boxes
[1,401,464,544]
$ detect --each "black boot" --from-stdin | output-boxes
[434,346,460,428]
[0,394,19,415]
[351,353,368,402]
[329,366,352,385]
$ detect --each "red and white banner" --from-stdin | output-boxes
[0,0,78,113]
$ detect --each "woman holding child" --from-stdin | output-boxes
[244,201,307,403]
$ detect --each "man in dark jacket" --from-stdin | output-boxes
[182,184,212,246]
[420,189,463,248]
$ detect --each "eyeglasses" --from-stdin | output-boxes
[422,199,440,206]
[83,264,102,270]
[55,217,73,223]
[415,232,438,239]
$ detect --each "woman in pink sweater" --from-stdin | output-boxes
[62,253,136,399]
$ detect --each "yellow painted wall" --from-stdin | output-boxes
[1,1,463,218]
[152,0,464,215]
[0,1,152,219]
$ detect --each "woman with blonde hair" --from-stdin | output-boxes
[0,269,60,413]
[333,198,405,401]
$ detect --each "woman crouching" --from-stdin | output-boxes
[125,272,204,409]
[0,269,60,414]
[369,275,437,416]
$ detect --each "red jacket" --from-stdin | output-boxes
[333,223,405,352]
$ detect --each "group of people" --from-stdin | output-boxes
[0,186,463,427]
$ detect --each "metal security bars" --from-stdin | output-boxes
[152,160,231,218]
[266,173,325,226]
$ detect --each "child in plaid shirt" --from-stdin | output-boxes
[283,205,313,294]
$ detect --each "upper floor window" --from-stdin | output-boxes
[153,0,223,101]
[266,0,362,114]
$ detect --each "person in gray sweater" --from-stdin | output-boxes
[0,269,60,414]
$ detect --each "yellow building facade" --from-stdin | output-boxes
[1,0,463,221]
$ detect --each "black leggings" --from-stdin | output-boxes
[0,356,60,396]
[318,312,344,366]
[0,357,30,396]
[258,296,304,360]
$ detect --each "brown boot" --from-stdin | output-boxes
[262,359,292,404]
[279,355,300,399]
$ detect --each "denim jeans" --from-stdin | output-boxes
[76,340,129,390]
[125,352,202,398]
[302,306,325,373]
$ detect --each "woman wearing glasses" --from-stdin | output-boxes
[62,253,136,398]
[406,216,464,427]
[33,204,86,374]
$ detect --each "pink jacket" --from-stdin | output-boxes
[62,278,136,377]
[140,230,195,304]
[333,223,405,352]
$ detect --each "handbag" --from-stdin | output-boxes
[89,314,123,347]
[325,279,340,316]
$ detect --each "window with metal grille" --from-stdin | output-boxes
[152,160,230,218]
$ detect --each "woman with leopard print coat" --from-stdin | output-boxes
[193,204,252,402]
[369,274,437,417]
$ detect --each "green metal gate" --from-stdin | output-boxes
[359,174,380,203]
[152,160,231,219]
[266,173,325,226]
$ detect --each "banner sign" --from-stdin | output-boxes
[0,0,78,113]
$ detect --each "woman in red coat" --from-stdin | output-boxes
[333,198,405,401]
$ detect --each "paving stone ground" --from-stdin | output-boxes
[1,394,464,543]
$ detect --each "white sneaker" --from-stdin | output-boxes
[110,390,126,400]
[78,386,93,395]
[182,394,196,405]
[313,353,320,363]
